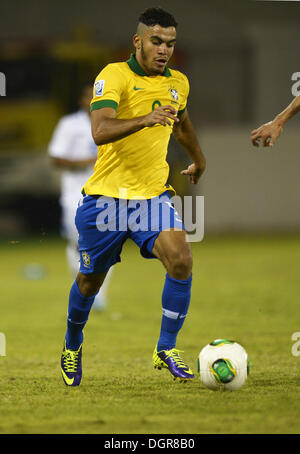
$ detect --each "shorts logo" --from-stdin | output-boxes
[170,88,178,101]
[82,251,91,267]
[94,80,105,97]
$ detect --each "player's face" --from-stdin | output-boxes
[135,25,176,76]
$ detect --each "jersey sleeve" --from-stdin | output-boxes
[90,64,125,112]
[178,74,190,116]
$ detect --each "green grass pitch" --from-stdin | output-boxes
[1,234,300,434]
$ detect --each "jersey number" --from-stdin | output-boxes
[152,100,161,111]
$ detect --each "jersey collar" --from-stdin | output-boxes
[126,53,171,77]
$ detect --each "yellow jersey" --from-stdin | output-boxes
[84,53,189,199]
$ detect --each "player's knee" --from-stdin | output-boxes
[76,272,102,298]
[168,249,193,280]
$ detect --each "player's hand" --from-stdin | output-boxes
[180,163,205,184]
[251,121,283,147]
[142,105,179,127]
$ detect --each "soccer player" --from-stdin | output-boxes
[48,84,111,310]
[60,7,206,386]
[251,93,300,147]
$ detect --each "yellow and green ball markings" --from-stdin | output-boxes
[209,339,235,347]
[210,359,237,384]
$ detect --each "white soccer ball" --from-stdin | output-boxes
[198,339,250,391]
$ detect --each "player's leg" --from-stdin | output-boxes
[66,241,111,311]
[63,200,110,311]
[130,191,194,380]
[152,229,193,350]
[61,270,107,387]
[61,193,126,386]
[152,229,194,380]
[65,270,108,349]
[152,229,192,280]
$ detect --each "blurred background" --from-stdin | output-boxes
[1,0,300,238]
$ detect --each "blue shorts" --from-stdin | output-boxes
[75,191,184,274]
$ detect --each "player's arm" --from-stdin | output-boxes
[51,157,96,170]
[91,105,179,146]
[172,109,206,184]
[251,93,300,147]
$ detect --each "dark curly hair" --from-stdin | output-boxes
[138,7,177,28]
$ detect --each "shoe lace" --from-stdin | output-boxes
[165,349,187,369]
[62,350,79,373]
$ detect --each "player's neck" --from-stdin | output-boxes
[135,53,152,76]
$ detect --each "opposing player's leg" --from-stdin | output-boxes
[61,201,81,276]
[66,241,80,277]
[151,229,194,381]
[93,266,113,311]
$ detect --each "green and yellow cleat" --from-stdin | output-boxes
[61,341,82,386]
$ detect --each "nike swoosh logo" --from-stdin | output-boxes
[61,368,74,386]
[184,367,194,375]
[133,86,145,90]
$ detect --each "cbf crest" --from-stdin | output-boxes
[170,88,179,102]
[82,251,91,268]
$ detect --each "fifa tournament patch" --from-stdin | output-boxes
[94,79,105,97]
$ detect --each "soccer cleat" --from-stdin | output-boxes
[153,346,195,381]
[61,341,82,386]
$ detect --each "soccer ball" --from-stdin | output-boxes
[198,339,250,391]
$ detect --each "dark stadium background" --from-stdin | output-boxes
[0,0,300,237]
